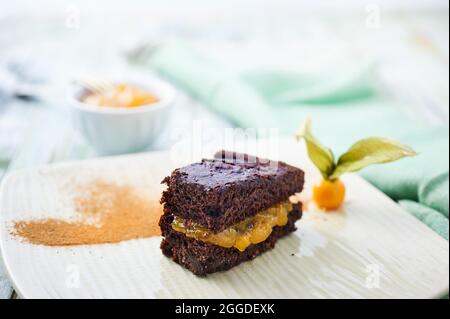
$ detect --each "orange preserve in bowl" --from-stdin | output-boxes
[83,83,159,108]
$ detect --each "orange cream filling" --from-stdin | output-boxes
[83,83,159,108]
[171,201,294,252]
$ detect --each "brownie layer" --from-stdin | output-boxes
[160,203,302,276]
[160,152,304,232]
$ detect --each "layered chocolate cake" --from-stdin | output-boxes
[159,151,305,276]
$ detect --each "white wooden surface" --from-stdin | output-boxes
[0,1,449,298]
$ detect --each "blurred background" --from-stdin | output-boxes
[1,0,448,175]
[0,0,449,299]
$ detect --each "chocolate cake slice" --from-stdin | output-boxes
[159,151,305,276]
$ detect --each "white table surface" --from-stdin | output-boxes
[0,1,448,298]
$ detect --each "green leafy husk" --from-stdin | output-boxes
[296,120,417,180]
[295,118,335,179]
[329,137,417,179]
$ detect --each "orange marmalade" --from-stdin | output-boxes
[171,201,294,252]
[83,83,159,108]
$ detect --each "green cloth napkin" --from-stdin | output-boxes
[398,172,449,240]
[149,42,449,240]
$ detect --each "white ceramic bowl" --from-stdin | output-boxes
[69,76,175,155]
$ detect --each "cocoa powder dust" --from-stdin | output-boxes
[12,180,162,246]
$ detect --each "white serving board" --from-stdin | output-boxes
[0,139,448,299]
